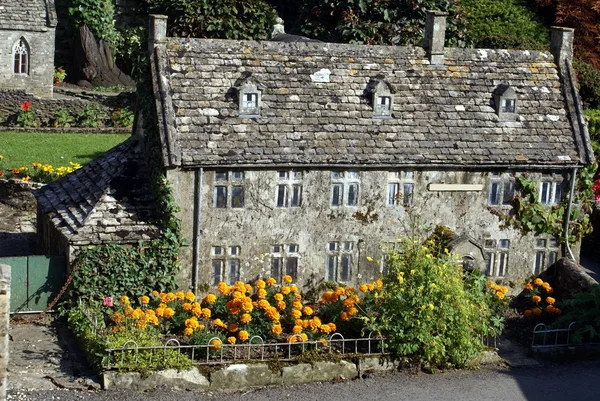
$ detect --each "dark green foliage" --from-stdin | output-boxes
[67,0,121,44]
[77,104,106,128]
[551,285,600,344]
[575,59,600,109]
[294,0,467,46]
[461,0,549,49]
[585,108,600,153]
[143,0,277,39]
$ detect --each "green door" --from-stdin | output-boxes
[0,255,66,313]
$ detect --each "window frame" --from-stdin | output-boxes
[387,171,414,206]
[538,180,563,205]
[275,171,303,208]
[213,171,246,209]
[13,38,29,76]
[270,243,300,283]
[488,172,515,207]
[238,81,261,117]
[325,241,354,282]
[211,245,241,285]
[484,239,510,277]
[533,237,559,275]
[331,171,360,207]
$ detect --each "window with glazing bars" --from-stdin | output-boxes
[211,246,241,285]
[387,171,414,206]
[484,239,509,277]
[271,244,300,282]
[275,171,303,208]
[326,241,353,282]
[331,171,359,207]
[213,171,245,208]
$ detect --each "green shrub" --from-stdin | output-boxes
[551,284,600,344]
[461,0,549,49]
[111,108,134,128]
[366,231,500,368]
[575,59,600,108]
[77,104,106,128]
[51,109,76,128]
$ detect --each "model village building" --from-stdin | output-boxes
[35,12,594,293]
[0,0,56,97]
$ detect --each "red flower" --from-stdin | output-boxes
[21,101,31,111]
[0,171,3,177]
[593,179,600,201]
[10,168,19,174]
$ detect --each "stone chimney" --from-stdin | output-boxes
[423,10,448,65]
[550,27,574,67]
[149,14,168,51]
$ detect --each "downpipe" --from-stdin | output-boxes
[564,167,578,260]
[193,168,204,294]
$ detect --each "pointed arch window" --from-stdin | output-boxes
[13,38,30,75]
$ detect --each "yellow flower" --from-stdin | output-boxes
[185,291,196,302]
[203,293,216,304]
[141,295,150,304]
[266,277,277,286]
[290,285,299,293]
[175,291,185,301]
[240,313,252,323]
[428,303,434,310]
[291,309,302,319]
[0,155,3,160]
[217,282,231,295]
[257,288,267,299]
[292,325,303,334]
[531,295,542,304]
[283,275,293,284]
[163,307,175,319]
[201,308,211,318]
[227,336,236,345]
[410,269,416,275]
[152,290,159,297]
[534,278,543,286]
[347,307,358,316]
[302,306,313,316]
[210,338,222,350]
[238,330,249,342]
[340,312,349,321]
[182,302,192,311]
[277,300,286,310]
[274,293,284,302]
[255,279,266,289]
[281,286,291,295]
[359,284,368,292]
[366,256,373,262]
[183,328,193,336]
[300,333,308,342]
[21,175,31,182]
[546,297,556,305]
[119,295,130,305]
[272,324,282,336]
[496,291,504,300]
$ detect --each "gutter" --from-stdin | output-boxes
[564,167,578,260]
[192,168,204,294]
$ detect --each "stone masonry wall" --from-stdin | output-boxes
[0,29,55,98]
[168,168,574,291]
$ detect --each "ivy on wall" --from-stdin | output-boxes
[68,62,185,303]
[490,164,597,245]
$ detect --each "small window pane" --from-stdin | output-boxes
[499,239,510,249]
[328,242,338,251]
[489,182,500,206]
[231,186,244,208]
[503,180,515,205]
[331,184,342,206]
[214,186,227,208]
[286,258,298,282]
[403,183,414,206]
[388,183,399,206]
[342,242,353,251]
[536,239,547,248]
[276,185,287,207]
[486,252,495,275]
[212,260,224,285]
[212,246,223,256]
[216,171,227,181]
[534,251,545,275]
[549,238,559,248]
[502,98,516,113]
[540,182,550,204]
[229,246,240,256]
[292,171,303,180]
[326,255,337,281]
[548,251,558,266]
[554,183,562,203]
[232,171,244,181]
[277,171,288,180]
[291,185,302,207]
[288,244,299,253]
[272,245,282,254]
[498,253,507,276]
[332,172,344,179]
[340,255,352,281]
[271,258,282,282]
[405,171,414,180]
[484,240,496,249]
[347,171,360,180]
[347,183,358,206]
[227,260,240,284]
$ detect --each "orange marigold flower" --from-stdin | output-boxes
[290,285,298,293]
[277,300,286,310]
[201,308,211,318]
[183,327,194,336]
[240,313,252,323]
[335,287,345,296]
[241,300,253,313]
[553,307,561,315]
[182,302,192,311]
[152,290,159,297]
[163,307,175,319]
[10,168,19,174]
[292,300,303,310]
[119,295,130,305]
[375,280,383,291]
[367,283,375,292]
[185,291,196,302]
[266,277,277,286]
[141,295,150,304]
[546,296,556,305]
[340,312,349,321]
[238,330,249,342]
[347,307,359,316]
[345,287,355,296]
[227,336,236,345]
[210,338,222,350]
[534,278,543,286]
[546,305,555,313]
[175,291,185,301]
[291,309,302,319]
[292,325,303,334]
[281,286,291,295]
[185,317,199,329]
[112,312,124,324]
[359,284,368,292]
[245,283,253,294]
[496,291,504,300]
[258,299,270,309]
[531,295,542,304]
[533,307,542,316]
[343,298,355,308]
[274,293,284,302]
[257,289,267,299]
[155,307,164,317]
[166,292,176,302]
[525,283,534,291]
[213,318,226,329]
[228,323,239,332]
[300,333,308,342]
[202,294,217,304]
[218,282,231,295]
[21,175,31,182]
[232,290,243,300]
[328,322,336,332]
[283,275,293,284]
[255,279,266,289]
[272,324,282,336]
[320,324,332,334]
[302,306,313,316]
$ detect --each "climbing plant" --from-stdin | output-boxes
[490,164,597,245]
[68,59,185,304]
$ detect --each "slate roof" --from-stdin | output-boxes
[33,137,160,246]
[0,0,56,31]
[152,38,592,169]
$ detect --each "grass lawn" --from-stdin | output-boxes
[0,132,130,169]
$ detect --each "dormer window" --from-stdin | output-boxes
[366,74,395,118]
[234,73,262,118]
[494,84,517,120]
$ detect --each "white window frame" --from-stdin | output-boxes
[275,171,303,208]
[270,243,300,283]
[533,238,559,275]
[213,171,245,208]
[538,180,562,205]
[326,241,354,282]
[387,171,414,206]
[238,81,261,117]
[484,239,509,277]
[331,171,360,207]
[211,246,241,285]
[13,38,29,75]
[488,173,515,206]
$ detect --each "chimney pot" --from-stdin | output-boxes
[423,10,448,65]
[149,14,168,49]
[550,27,574,67]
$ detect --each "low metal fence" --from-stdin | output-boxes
[531,322,600,349]
[103,332,386,370]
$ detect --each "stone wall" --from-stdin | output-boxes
[0,29,55,98]
[168,168,575,290]
[0,88,135,127]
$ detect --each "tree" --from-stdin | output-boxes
[291,0,468,46]
[143,0,277,39]
[461,0,549,49]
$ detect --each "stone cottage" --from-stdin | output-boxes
[146,12,593,293]
[0,0,57,97]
